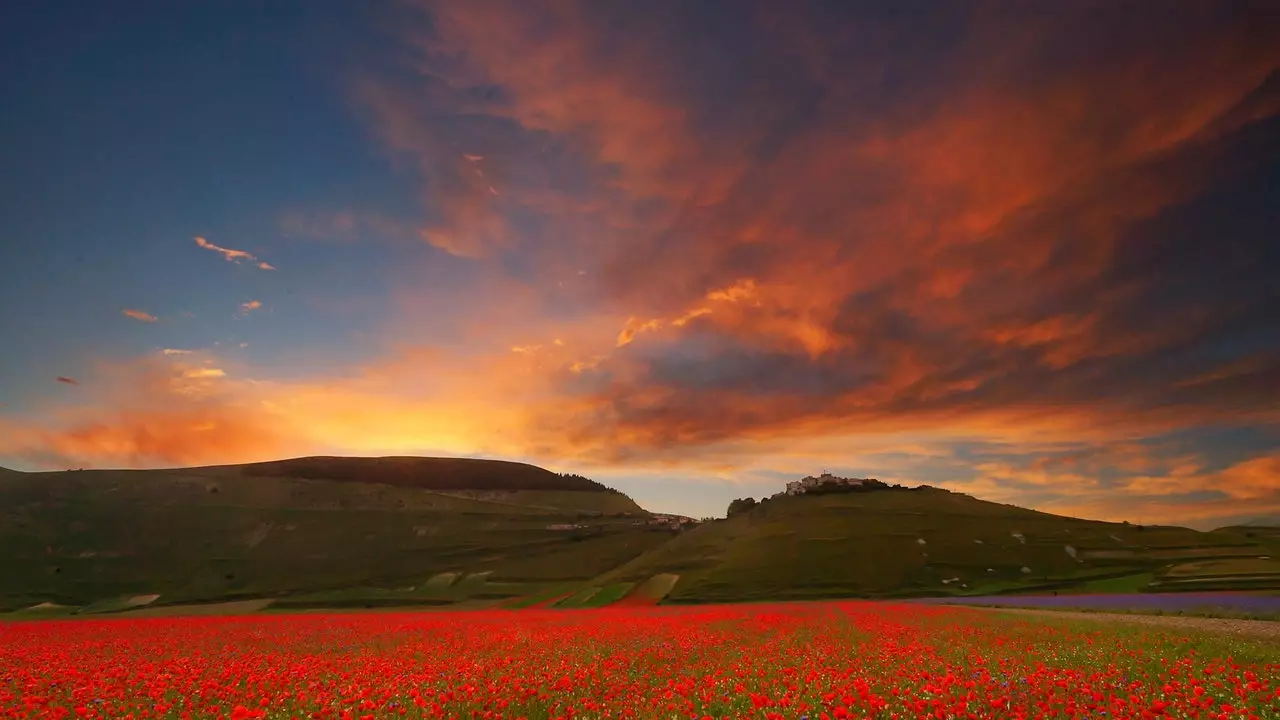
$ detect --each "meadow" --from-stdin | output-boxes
[2,601,1277,720]
[913,592,1280,619]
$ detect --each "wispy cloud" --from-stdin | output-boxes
[55,376,78,386]
[194,236,275,270]
[181,367,226,379]
[615,317,663,347]
[161,348,193,356]
[238,300,263,316]
[122,309,158,323]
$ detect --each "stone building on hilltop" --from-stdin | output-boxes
[784,472,877,495]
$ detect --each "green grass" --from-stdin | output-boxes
[626,574,681,603]
[1066,572,1156,593]
[1163,557,1280,577]
[553,587,602,608]
[0,463,661,609]
[986,610,1280,665]
[581,582,635,607]
[435,490,645,515]
[501,586,578,609]
[6,460,1273,611]
[592,489,1268,603]
[242,572,549,611]
[423,572,460,588]
[1043,605,1280,622]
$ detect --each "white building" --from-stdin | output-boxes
[785,473,876,495]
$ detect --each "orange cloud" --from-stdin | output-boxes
[3,341,1274,528]
[1121,455,1280,502]
[181,367,227,380]
[0,347,557,469]
[6,4,1278,529]
[615,317,663,348]
[333,2,1280,472]
[122,309,158,323]
[239,300,263,315]
[194,236,275,270]
[934,444,1280,528]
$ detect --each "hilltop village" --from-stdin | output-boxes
[784,472,882,495]
[563,472,933,530]
[726,473,923,517]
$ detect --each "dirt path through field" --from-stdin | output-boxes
[978,607,1280,640]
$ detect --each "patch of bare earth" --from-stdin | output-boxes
[116,599,273,617]
[979,607,1280,640]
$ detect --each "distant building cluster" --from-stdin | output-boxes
[784,473,878,495]
[647,513,698,529]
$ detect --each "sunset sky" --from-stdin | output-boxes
[2,1,1277,528]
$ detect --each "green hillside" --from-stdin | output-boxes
[591,487,1273,603]
[0,458,664,611]
[3,458,1274,616]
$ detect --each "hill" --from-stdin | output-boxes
[238,456,615,492]
[0,457,665,612]
[1238,516,1280,528]
[3,460,1276,615]
[589,486,1276,603]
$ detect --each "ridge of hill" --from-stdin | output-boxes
[237,456,616,492]
[1238,516,1280,528]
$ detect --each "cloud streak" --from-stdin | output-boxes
[122,309,158,323]
[194,236,276,270]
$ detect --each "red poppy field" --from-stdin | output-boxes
[2,602,1277,720]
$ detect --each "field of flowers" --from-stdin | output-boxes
[2,602,1278,720]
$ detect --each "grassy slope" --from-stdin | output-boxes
[0,460,666,610]
[6,456,1273,613]
[594,488,1270,603]
[1148,525,1280,591]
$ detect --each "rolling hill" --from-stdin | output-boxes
[588,486,1277,603]
[1,458,1275,615]
[238,456,617,492]
[0,457,666,612]
[1237,516,1280,528]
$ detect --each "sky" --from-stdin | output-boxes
[1,1,1277,528]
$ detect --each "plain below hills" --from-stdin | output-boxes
[1,458,1277,616]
